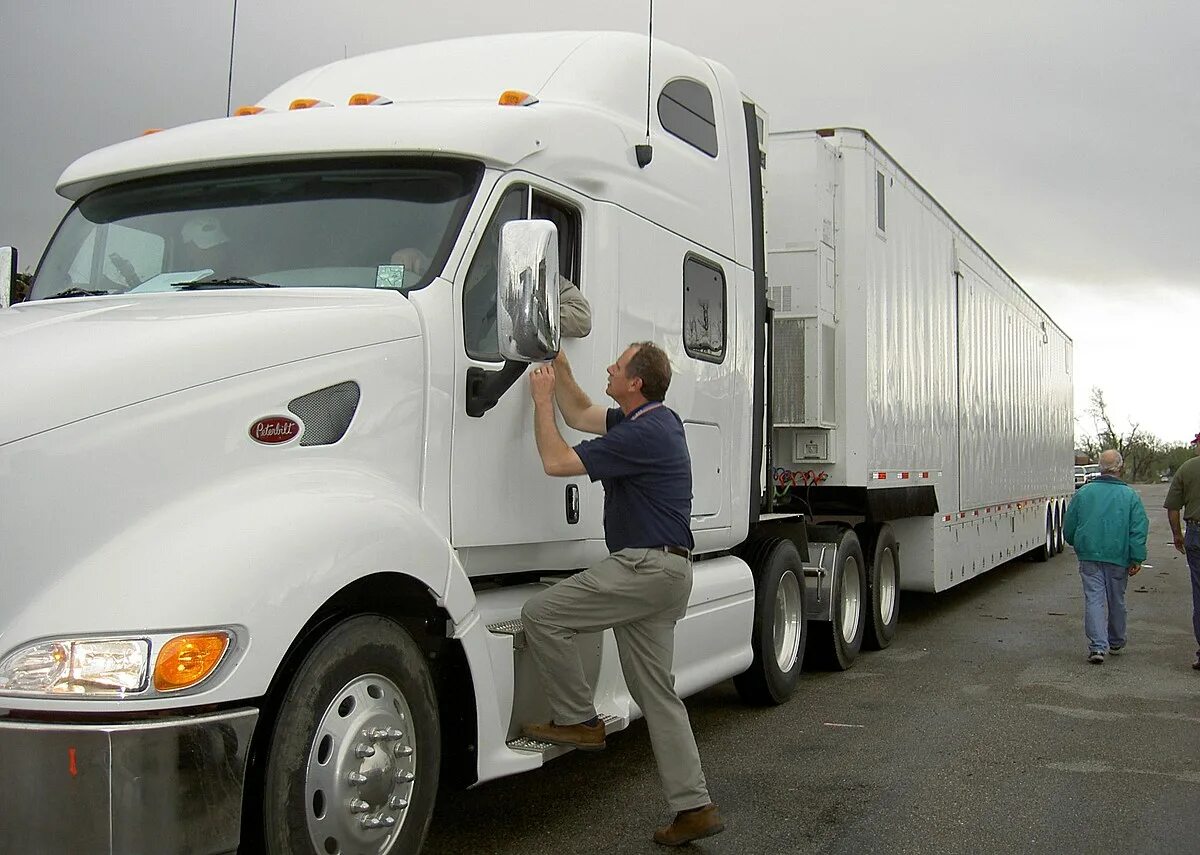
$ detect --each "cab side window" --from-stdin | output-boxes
[463,186,582,361]
[683,255,725,363]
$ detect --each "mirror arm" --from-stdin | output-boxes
[465,360,529,418]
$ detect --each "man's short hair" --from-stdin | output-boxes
[627,341,672,402]
[1098,449,1123,474]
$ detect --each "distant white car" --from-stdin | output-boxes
[1083,464,1101,483]
[1074,465,1087,489]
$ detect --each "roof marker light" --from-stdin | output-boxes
[289,98,333,111]
[349,92,393,106]
[141,128,164,136]
[498,90,538,107]
[234,105,267,116]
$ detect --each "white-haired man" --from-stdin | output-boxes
[1064,449,1150,664]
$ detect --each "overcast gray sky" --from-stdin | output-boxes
[3,0,1198,443]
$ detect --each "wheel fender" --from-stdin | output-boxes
[4,468,470,713]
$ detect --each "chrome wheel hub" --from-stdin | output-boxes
[305,674,417,855]
[878,548,897,625]
[773,569,804,672]
[840,555,862,644]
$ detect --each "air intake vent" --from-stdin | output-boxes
[288,381,361,446]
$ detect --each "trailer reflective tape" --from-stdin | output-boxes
[921,472,930,479]
[943,515,952,522]
[900,472,910,479]
[874,472,887,480]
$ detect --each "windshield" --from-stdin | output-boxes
[30,159,482,301]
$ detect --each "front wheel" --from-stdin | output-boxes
[734,537,807,705]
[260,615,441,855]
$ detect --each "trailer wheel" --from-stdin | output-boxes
[807,529,866,670]
[1032,510,1053,562]
[863,524,900,650]
[734,537,807,705]
[261,615,440,855]
[1054,504,1066,554]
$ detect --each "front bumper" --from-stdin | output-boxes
[0,707,258,854]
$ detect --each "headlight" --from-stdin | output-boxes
[0,638,149,696]
[0,629,234,698]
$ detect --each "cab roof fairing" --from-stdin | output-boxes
[54,102,548,200]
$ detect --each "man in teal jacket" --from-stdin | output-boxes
[1064,449,1149,663]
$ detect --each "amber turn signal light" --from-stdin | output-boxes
[153,633,230,692]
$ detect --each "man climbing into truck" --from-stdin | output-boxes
[520,343,725,847]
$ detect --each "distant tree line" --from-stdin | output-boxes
[1077,387,1192,482]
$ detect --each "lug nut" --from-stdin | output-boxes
[388,796,409,810]
[354,743,376,759]
[347,772,368,786]
[393,744,413,757]
[362,814,397,830]
[348,798,371,814]
[394,770,415,784]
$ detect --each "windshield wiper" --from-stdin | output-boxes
[178,277,279,290]
[45,287,111,299]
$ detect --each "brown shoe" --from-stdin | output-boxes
[653,804,725,846]
[521,719,606,751]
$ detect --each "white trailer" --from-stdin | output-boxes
[0,32,1071,855]
[766,128,1074,660]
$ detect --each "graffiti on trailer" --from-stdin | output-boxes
[773,468,829,489]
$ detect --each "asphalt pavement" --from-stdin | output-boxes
[424,484,1199,855]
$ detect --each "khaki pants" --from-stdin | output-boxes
[521,547,711,812]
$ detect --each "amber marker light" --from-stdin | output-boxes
[498,90,538,106]
[348,92,392,106]
[153,632,230,692]
[141,128,164,136]
[234,105,266,116]
[289,98,332,110]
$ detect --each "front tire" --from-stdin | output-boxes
[261,615,441,855]
[734,537,807,705]
[807,529,866,670]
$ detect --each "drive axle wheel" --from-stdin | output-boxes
[807,529,866,670]
[863,523,900,650]
[734,537,807,705]
[262,616,440,855]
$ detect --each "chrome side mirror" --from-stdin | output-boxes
[0,247,15,309]
[497,220,559,362]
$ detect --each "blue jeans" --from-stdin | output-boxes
[1079,561,1129,654]
[1186,524,1200,655]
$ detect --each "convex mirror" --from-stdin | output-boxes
[0,247,15,310]
[497,220,559,362]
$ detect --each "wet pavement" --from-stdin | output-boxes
[424,483,1199,855]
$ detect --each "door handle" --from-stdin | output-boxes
[565,484,580,525]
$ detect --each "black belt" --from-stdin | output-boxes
[656,545,692,559]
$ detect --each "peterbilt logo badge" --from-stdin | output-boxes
[249,416,301,445]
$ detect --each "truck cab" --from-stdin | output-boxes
[0,32,777,855]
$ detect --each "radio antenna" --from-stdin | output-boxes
[225,0,239,116]
[635,0,655,168]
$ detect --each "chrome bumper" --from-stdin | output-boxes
[0,707,258,854]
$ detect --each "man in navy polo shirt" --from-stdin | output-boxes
[520,342,724,847]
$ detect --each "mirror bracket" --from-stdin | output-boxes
[465,360,528,418]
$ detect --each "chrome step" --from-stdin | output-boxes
[487,618,525,635]
[506,714,623,755]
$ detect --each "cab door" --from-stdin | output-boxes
[449,179,611,571]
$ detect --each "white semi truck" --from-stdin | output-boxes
[0,32,1072,855]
